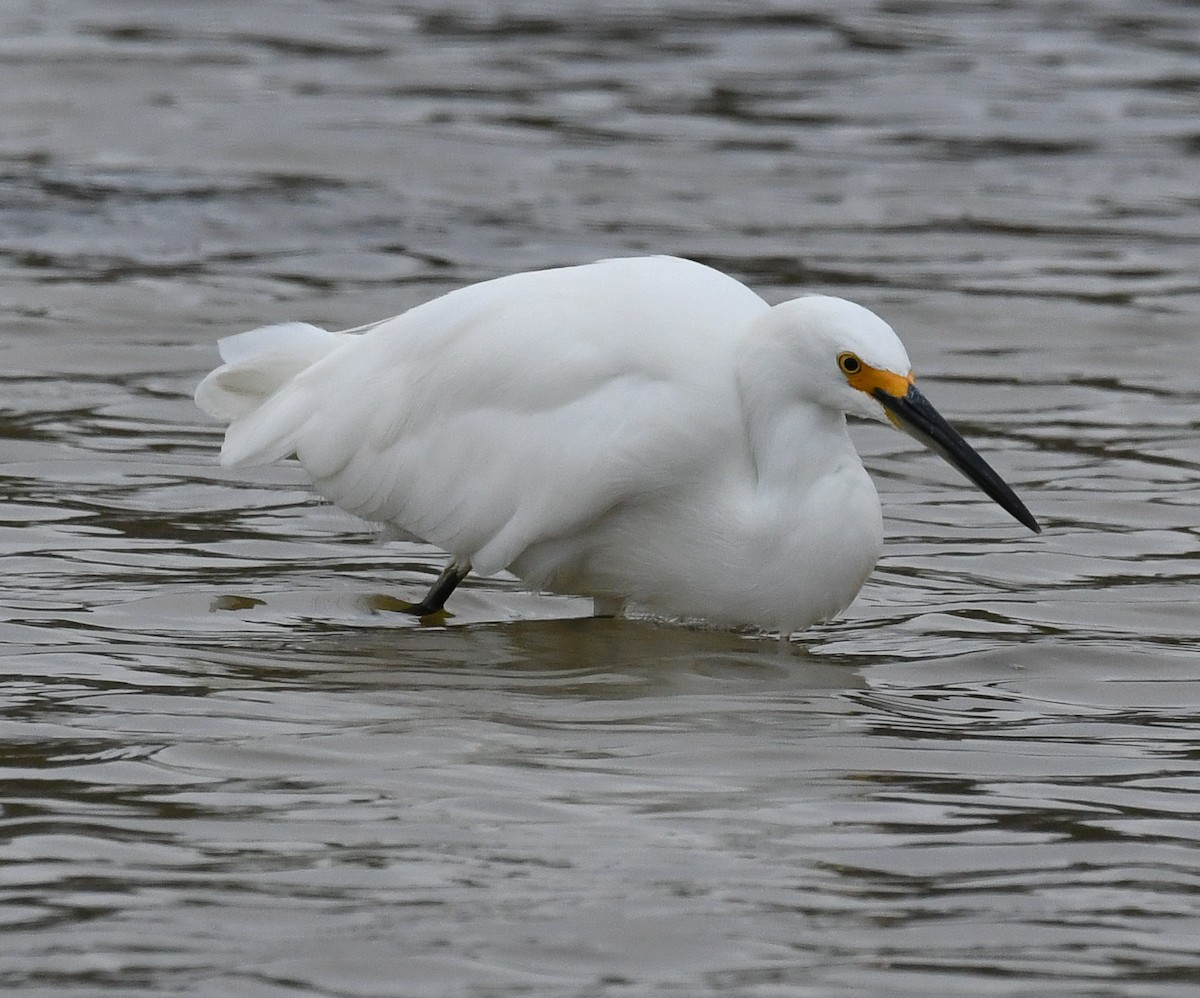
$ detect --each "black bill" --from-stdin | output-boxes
[874,384,1040,533]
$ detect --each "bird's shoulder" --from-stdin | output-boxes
[337,256,768,435]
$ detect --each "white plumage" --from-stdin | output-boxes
[196,255,1037,632]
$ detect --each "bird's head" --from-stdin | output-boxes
[769,295,1040,533]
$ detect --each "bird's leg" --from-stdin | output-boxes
[404,563,469,616]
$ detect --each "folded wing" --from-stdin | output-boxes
[196,256,768,576]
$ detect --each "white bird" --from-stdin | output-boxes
[195,256,1038,632]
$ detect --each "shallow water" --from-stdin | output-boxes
[2,2,1199,995]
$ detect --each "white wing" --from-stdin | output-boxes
[208,256,768,576]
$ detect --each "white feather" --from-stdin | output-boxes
[194,322,344,426]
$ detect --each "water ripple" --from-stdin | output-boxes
[3,1,1200,995]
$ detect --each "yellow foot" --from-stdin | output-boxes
[210,594,266,612]
[366,593,452,623]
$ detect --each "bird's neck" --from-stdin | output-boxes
[735,336,854,493]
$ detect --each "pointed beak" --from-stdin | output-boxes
[873,383,1040,533]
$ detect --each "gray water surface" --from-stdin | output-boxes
[2,2,1199,996]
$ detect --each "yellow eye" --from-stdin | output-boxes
[838,352,862,375]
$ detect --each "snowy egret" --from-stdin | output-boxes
[196,256,1038,632]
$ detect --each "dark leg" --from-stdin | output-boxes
[404,563,468,616]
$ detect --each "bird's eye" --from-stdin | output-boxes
[838,352,862,375]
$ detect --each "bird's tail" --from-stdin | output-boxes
[194,321,344,467]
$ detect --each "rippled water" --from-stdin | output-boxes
[2,2,1199,995]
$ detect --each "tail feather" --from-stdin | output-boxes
[195,321,343,467]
